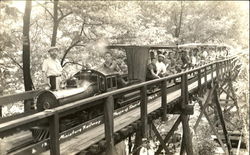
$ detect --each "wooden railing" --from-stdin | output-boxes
[0,90,41,118]
[0,57,236,155]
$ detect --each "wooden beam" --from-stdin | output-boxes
[211,64,214,82]
[216,62,220,81]
[49,112,60,155]
[204,67,207,89]
[198,101,228,154]
[156,116,181,154]
[0,90,40,106]
[140,86,148,138]
[151,121,170,154]
[104,96,115,155]
[197,70,202,96]
[214,84,232,154]
[180,131,186,155]
[181,114,193,155]
[161,80,167,121]
[181,73,188,109]
[133,128,142,155]
[193,87,215,132]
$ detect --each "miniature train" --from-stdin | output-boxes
[32,43,231,141]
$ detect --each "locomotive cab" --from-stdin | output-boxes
[105,74,118,91]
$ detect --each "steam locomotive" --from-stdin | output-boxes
[32,68,143,141]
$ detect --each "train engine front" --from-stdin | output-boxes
[36,69,107,111]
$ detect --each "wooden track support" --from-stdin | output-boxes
[161,80,167,121]
[104,96,115,155]
[155,116,181,154]
[49,112,60,155]
[140,86,148,138]
[214,82,233,154]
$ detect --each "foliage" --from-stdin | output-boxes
[233,49,249,151]
[192,124,218,155]
[0,1,248,95]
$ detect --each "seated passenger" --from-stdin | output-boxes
[165,51,176,75]
[190,48,199,67]
[156,54,167,77]
[200,48,208,65]
[181,50,190,69]
[98,51,121,74]
[146,57,160,80]
[97,51,127,87]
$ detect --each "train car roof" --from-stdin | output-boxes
[107,44,178,49]
[178,43,220,48]
[74,69,118,77]
[178,43,232,49]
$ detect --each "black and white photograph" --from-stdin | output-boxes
[0,1,249,155]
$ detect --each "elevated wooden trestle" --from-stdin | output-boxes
[0,54,240,155]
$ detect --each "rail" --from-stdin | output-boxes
[0,57,236,155]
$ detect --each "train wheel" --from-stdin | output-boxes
[30,126,49,142]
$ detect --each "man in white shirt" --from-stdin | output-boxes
[156,54,167,77]
[42,47,63,90]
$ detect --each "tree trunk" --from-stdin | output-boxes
[176,1,183,38]
[51,0,59,46]
[22,0,33,91]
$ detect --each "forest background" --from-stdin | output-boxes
[0,1,248,94]
[0,1,249,153]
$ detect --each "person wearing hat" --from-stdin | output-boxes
[42,46,63,90]
[156,54,167,77]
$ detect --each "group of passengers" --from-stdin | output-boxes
[146,47,229,81]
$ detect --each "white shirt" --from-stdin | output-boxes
[191,56,197,65]
[156,61,166,75]
[203,51,208,58]
[42,57,63,77]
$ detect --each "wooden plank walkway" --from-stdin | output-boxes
[41,74,212,155]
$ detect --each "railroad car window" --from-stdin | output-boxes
[107,78,112,88]
[112,77,117,87]
[99,77,105,91]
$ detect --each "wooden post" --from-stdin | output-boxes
[140,86,148,138]
[161,80,167,121]
[180,131,186,155]
[197,69,202,96]
[49,112,60,155]
[211,64,214,83]
[128,135,132,154]
[216,62,220,81]
[104,96,115,155]
[0,106,2,117]
[181,74,188,109]
[213,83,232,154]
[222,62,225,79]
[181,115,193,155]
[133,128,142,155]
[204,67,207,89]
[180,73,193,155]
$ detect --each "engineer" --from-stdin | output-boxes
[42,46,64,90]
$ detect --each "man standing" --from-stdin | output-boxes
[42,47,63,90]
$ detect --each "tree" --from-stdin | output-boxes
[22,0,33,91]
[51,0,72,46]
